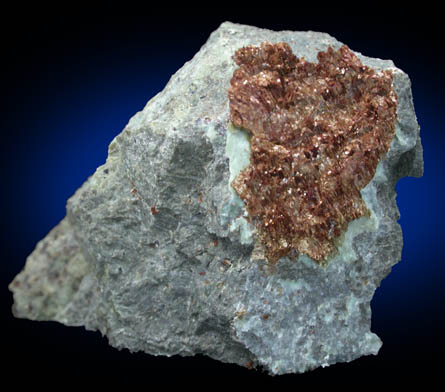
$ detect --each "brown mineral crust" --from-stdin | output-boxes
[228,42,397,263]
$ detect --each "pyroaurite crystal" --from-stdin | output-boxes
[9,22,423,375]
[229,42,397,263]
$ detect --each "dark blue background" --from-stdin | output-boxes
[2,11,443,385]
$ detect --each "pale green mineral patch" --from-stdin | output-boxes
[221,123,254,244]
[226,123,251,187]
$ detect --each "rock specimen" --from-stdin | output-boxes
[9,22,423,375]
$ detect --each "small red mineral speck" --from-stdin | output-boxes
[151,206,159,215]
[199,271,206,276]
[228,42,397,263]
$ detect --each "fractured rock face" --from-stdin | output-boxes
[9,22,423,375]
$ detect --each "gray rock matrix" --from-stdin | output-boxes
[9,22,423,375]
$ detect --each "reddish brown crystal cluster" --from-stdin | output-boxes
[228,42,397,263]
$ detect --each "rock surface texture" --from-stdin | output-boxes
[10,22,423,375]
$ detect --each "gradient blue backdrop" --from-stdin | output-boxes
[2,13,443,385]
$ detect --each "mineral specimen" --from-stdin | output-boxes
[9,22,423,375]
[229,42,398,263]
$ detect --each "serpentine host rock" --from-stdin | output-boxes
[9,22,423,375]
